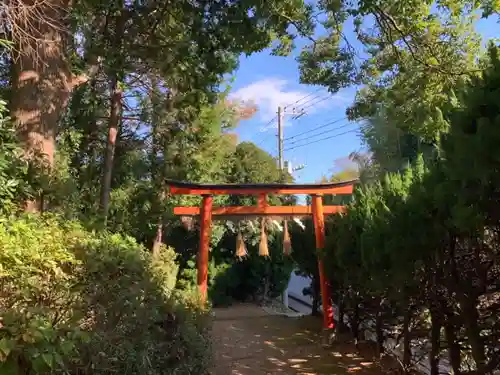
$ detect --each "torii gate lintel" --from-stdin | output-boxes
[167,179,357,330]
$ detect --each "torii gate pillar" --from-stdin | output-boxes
[312,194,334,330]
[197,195,213,302]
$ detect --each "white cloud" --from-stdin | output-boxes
[230,78,346,132]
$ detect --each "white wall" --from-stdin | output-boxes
[287,270,313,305]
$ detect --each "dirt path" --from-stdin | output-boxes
[211,304,398,375]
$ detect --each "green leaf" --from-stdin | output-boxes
[0,338,12,357]
[53,352,64,367]
[0,360,19,375]
[59,340,74,355]
[41,353,53,368]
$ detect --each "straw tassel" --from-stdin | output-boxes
[235,231,247,259]
[283,219,292,256]
[259,218,269,257]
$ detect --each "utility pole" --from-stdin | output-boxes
[276,105,288,308]
[277,105,284,171]
[276,105,308,310]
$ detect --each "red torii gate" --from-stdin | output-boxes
[166,179,356,330]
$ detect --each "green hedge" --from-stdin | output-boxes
[176,229,294,307]
[0,214,211,375]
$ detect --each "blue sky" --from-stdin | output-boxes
[229,16,499,184]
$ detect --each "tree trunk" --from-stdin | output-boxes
[461,298,487,372]
[429,307,442,375]
[375,298,385,357]
[444,318,462,375]
[402,304,412,370]
[99,76,122,225]
[263,261,271,302]
[150,87,172,257]
[337,293,345,333]
[72,80,100,187]
[99,5,125,226]
[10,0,73,212]
[447,235,486,373]
[11,53,64,166]
[151,190,165,258]
[444,236,463,375]
[9,0,98,212]
[150,79,161,256]
[351,294,360,344]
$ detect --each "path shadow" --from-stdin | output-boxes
[212,304,399,375]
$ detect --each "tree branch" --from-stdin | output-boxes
[371,5,481,77]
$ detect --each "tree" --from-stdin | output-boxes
[6,0,100,168]
[297,0,492,173]
[3,0,313,212]
[436,44,500,374]
[300,45,500,374]
[4,0,313,160]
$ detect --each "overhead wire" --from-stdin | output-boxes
[297,95,331,113]
[285,122,355,146]
[284,129,359,151]
[284,117,348,141]
[287,93,324,113]
[282,89,332,120]
[248,88,339,148]
[252,115,277,145]
[260,115,277,130]
[296,92,331,109]
[283,88,323,110]
[248,88,329,144]
[255,135,275,147]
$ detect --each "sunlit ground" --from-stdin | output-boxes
[211,304,400,375]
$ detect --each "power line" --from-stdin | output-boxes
[289,93,324,110]
[261,115,277,129]
[300,95,332,111]
[284,117,348,141]
[284,129,359,151]
[253,115,277,145]
[286,122,354,146]
[251,91,337,146]
[255,135,275,147]
[250,90,326,144]
[283,88,322,110]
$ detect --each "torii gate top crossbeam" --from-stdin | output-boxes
[166,178,357,196]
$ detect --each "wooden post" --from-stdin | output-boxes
[257,193,268,208]
[311,194,334,330]
[198,195,213,304]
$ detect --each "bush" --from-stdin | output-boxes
[224,228,294,303]
[0,214,212,375]
[0,100,31,213]
[151,244,180,296]
[175,231,294,307]
[177,256,235,306]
